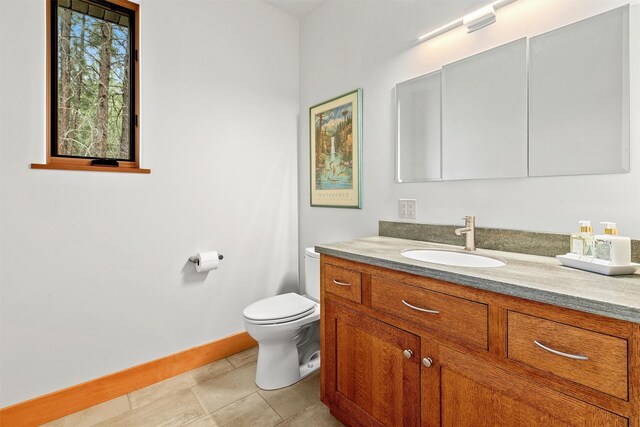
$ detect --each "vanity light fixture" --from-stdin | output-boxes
[417,0,517,43]
[464,6,496,33]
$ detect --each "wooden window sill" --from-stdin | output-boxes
[31,163,151,174]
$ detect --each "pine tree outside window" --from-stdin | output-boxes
[34,0,147,173]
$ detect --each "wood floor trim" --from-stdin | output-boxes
[0,331,257,427]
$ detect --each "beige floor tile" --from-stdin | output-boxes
[42,349,336,427]
[189,359,234,384]
[41,395,131,427]
[128,359,233,409]
[226,346,258,368]
[276,401,343,427]
[258,372,320,420]
[191,362,259,413]
[210,393,282,427]
[95,389,205,427]
[185,415,219,426]
[128,371,196,409]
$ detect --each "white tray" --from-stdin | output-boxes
[556,254,640,276]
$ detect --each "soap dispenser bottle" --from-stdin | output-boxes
[594,222,631,265]
[570,221,594,257]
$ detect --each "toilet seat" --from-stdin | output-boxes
[243,293,317,325]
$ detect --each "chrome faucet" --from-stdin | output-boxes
[455,216,476,251]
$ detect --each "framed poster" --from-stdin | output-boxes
[310,89,362,208]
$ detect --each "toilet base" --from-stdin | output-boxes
[244,303,321,390]
[254,343,321,390]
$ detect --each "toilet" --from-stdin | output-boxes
[242,247,321,390]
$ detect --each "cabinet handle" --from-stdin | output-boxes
[403,349,413,359]
[402,299,440,314]
[533,340,589,361]
[333,279,351,286]
[422,357,433,368]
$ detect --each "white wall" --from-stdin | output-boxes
[0,0,299,407]
[298,0,640,292]
[2,0,638,409]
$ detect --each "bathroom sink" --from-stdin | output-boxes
[401,249,506,268]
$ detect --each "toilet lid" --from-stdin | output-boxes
[243,293,316,322]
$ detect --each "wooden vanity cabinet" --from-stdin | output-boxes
[324,264,362,303]
[423,342,627,427]
[323,301,420,426]
[320,255,640,427]
[507,311,629,400]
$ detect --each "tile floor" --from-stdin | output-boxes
[42,347,344,427]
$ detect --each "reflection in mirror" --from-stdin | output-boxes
[528,6,629,177]
[441,38,528,180]
[396,71,441,182]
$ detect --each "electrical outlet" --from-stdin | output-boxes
[406,199,416,219]
[399,199,417,220]
[399,200,408,217]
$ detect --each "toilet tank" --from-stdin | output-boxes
[304,247,320,302]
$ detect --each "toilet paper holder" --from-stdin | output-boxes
[188,253,224,265]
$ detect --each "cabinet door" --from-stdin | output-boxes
[324,301,421,427]
[421,341,627,427]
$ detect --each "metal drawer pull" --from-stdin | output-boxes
[422,357,433,368]
[333,279,351,286]
[402,299,440,314]
[533,340,589,361]
[403,349,413,359]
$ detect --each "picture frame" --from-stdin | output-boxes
[310,89,362,208]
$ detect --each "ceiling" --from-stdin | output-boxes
[264,0,325,18]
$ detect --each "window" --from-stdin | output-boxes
[34,0,147,173]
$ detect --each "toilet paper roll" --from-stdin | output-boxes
[195,251,219,272]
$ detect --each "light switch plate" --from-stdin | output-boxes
[399,199,417,220]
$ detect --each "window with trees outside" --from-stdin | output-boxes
[35,0,147,173]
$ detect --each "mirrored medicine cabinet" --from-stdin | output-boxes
[395,5,630,183]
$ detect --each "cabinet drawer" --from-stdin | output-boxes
[371,277,488,350]
[507,311,628,400]
[324,264,362,304]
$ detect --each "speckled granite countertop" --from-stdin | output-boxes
[316,236,640,324]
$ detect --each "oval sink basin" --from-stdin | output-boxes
[401,249,506,268]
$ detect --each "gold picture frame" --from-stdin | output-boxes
[310,89,362,208]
